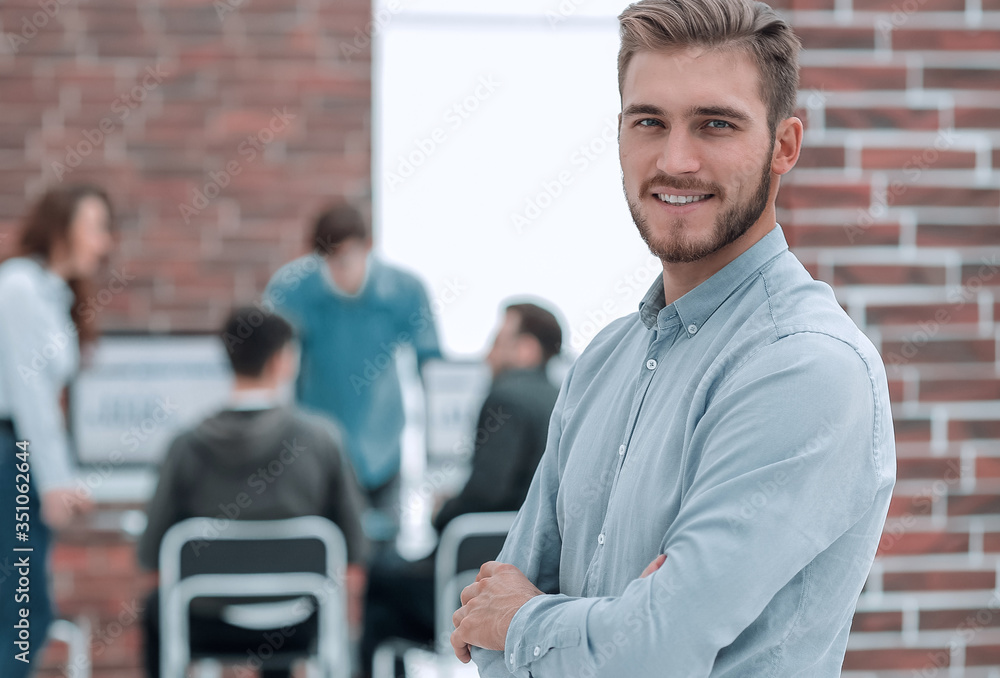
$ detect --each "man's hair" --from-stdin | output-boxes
[221,306,295,377]
[311,201,370,254]
[617,0,801,131]
[507,303,563,365]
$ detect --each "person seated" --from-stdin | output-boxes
[361,301,562,673]
[137,306,368,678]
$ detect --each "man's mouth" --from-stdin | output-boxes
[655,193,713,206]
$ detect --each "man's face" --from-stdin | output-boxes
[486,310,524,378]
[619,47,776,263]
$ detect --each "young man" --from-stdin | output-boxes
[451,0,896,675]
[263,202,441,538]
[360,302,563,673]
[138,307,368,678]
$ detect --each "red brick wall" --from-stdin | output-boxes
[0,0,372,330]
[776,0,1000,673]
[2,0,999,676]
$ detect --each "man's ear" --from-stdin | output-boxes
[516,335,544,369]
[771,116,803,176]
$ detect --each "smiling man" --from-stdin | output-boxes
[450,0,896,676]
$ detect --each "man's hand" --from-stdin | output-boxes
[451,561,542,663]
[641,553,666,578]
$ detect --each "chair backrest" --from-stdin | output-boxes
[158,516,349,678]
[433,512,517,654]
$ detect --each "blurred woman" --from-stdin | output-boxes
[0,184,114,678]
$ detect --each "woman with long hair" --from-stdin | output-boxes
[0,183,114,678]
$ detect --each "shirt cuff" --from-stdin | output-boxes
[503,593,588,672]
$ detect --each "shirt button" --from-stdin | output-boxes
[645,358,657,370]
[618,444,626,456]
[510,654,515,665]
[687,324,698,335]
[533,646,541,657]
[598,533,605,545]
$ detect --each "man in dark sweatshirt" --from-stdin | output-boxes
[138,306,368,678]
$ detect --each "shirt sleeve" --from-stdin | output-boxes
[0,274,76,493]
[470,365,576,677]
[407,280,441,367]
[486,333,893,676]
[433,391,528,532]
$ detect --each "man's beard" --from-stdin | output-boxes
[625,158,772,264]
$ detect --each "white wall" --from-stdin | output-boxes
[374,0,661,358]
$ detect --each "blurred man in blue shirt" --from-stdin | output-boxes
[264,202,441,536]
[450,1,896,675]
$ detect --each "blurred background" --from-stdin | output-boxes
[0,0,998,676]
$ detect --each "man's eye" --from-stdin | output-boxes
[638,119,662,127]
[706,120,732,129]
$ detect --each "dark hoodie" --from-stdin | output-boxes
[138,405,368,570]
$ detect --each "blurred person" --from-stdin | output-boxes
[0,184,112,678]
[264,201,442,542]
[138,307,368,678]
[360,302,562,674]
[452,0,896,676]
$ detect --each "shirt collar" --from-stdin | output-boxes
[638,224,789,334]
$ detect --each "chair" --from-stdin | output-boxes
[372,511,516,678]
[158,516,350,678]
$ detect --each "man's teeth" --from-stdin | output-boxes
[657,194,710,205]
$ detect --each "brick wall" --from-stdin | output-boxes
[776,0,1000,673]
[1,0,999,676]
[0,0,372,331]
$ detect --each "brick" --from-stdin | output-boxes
[893,29,1000,50]
[778,184,871,209]
[896,456,961,480]
[961,261,1000,286]
[888,187,1000,208]
[884,570,995,591]
[843,648,951,671]
[825,107,939,130]
[854,0,963,9]
[892,418,933,441]
[866,303,977,326]
[883,338,995,364]
[877,530,968,556]
[949,492,1000,515]
[918,224,1000,247]
[834,264,946,286]
[950,420,1000,441]
[922,378,1000,402]
[796,27,875,50]
[795,146,845,169]
[921,608,1000,630]
[800,66,908,91]
[925,68,1000,91]
[967,645,1000,666]
[887,492,935,517]
[852,610,903,633]
[789,223,900,248]
[955,107,1000,128]
[861,148,976,170]
[888,378,904,401]
[984,532,1000,551]
[976,457,1000,477]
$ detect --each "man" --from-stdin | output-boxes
[361,302,563,671]
[264,202,441,537]
[138,307,368,678]
[433,302,562,531]
[451,0,896,675]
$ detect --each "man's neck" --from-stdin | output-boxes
[229,383,282,410]
[660,216,776,306]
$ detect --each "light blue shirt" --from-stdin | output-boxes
[472,225,895,677]
[0,257,79,492]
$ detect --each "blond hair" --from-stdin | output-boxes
[618,0,801,131]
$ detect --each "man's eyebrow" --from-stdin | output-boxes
[687,105,752,122]
[622,103,666,117]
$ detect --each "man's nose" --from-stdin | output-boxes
[656,130,701,176]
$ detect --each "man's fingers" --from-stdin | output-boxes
[476,560,500,581]
[460,581,481,606]
[452,602,468,631]
[640,553,667,578]
[451,627,472,663]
